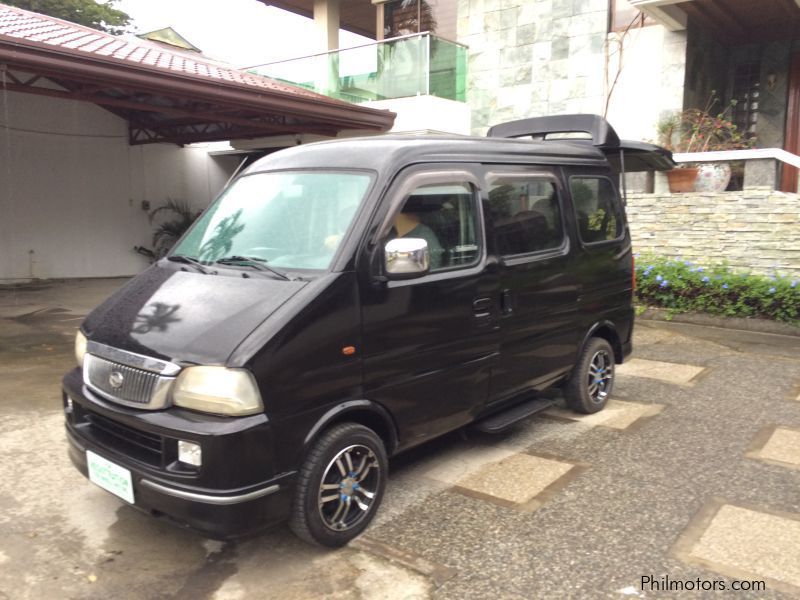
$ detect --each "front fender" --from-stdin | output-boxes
[302,399,399,457]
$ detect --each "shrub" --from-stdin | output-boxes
[635,256,799,324]
[656,94,755,154]
[149,199,202,259]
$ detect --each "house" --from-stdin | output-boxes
[254,0,798,276]
[0,3,394,281]
[255,0,800,192]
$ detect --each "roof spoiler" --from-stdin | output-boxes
[488,114,620,146]
[486,114,676,173]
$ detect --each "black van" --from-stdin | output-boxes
[63,115,674,547]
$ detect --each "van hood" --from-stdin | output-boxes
[82,264,307,365]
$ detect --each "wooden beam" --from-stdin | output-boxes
[680,2,734,44]
[704,0,749,34]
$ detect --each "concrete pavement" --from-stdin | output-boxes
[1,279,799,599]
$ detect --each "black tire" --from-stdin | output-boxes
[289,423,388,547]
[564,337,615,414]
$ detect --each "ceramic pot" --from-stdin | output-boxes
[693,163,732,192]
[666,167,699,193]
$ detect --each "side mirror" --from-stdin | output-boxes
[384,238,429,279]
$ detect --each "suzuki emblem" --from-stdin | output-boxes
[109,371,124,389]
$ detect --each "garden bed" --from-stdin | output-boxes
[634,256,799,325]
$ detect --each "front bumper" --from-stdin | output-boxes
[63,368,295,539]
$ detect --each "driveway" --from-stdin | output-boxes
[1,279,799,599]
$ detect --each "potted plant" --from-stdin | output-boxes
[657,96,755,192]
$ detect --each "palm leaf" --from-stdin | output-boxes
[149,198,202,257]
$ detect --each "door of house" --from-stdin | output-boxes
[781,53,800,192]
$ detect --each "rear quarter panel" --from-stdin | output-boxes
[563,167,634,353]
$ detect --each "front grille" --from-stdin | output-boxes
[85,354,162,406]
[76,406,165,467]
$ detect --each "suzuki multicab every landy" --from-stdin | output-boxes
[64,115,675,546]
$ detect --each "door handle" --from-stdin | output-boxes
[472,297,492,314]
[501,289,513,314]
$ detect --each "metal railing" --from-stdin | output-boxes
[673,148,800,169]
[673,148,800,191]
[248,32,468,104]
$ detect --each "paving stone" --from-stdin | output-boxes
[5,281,800,599]
[420,444,519,486]
[749,427,800,468]
[688,504,800,591]
[543,399,664,430]
[455,453,574,504]
[616,357,705,384]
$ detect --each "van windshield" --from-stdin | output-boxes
[172,171,372,271]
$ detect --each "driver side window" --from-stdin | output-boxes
[390,182,481,272]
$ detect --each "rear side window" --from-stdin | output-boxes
[393,183,481,272]
[488,178,563,256]
[570,177,622,243]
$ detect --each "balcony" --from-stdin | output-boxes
[249,32,468,105]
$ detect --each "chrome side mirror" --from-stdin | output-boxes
[384,238,429,278]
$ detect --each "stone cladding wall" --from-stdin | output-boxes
[627,191,800,278]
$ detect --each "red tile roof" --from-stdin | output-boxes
[0,3,394,143]
[0,2,328,101]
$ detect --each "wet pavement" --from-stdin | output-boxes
[1,279,799,599]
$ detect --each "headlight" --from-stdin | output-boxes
[75,330,87,367]
[171,366,263,416]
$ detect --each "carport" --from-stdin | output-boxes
[0,4,394,281]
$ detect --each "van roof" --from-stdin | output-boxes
[248,134,611,175]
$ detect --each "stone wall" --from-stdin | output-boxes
[456,0,687,140]
[457,0,608,134]
[626,191,800,278]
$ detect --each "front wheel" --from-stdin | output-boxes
[564,337,615,414]
[289,423,388,547]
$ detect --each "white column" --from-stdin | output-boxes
[313,0,340,96]
[376,2,384,41]
[313,0,340,52]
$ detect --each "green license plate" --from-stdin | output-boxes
[86,450,134,504]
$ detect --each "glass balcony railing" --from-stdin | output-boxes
[249,33,467,104]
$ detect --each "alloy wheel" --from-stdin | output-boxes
[317,444,380,531]
[587,350,613,404]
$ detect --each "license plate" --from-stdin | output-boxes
[86,450,134,504]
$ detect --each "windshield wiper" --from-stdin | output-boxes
[215,256,294,281]
[166,255,209,274]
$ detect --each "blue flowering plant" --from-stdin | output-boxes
[635,256,799,323]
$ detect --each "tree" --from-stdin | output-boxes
[5,0,131,35]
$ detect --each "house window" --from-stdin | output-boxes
[731,62,760,137]
[383,0,433,37]
[609,0,652,31]
[382,0,457,41]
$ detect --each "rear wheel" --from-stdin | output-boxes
[289,423,387,547]
[564,337,615,414]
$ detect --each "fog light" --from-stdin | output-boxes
[178,440,202,467]
[65,396,73,412]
